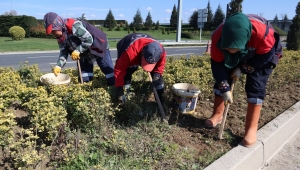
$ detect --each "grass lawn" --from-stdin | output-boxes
[0,29,210,52]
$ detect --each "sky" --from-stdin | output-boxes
[0,0,298,23]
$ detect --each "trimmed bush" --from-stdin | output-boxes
[9,26,26,40]
[181,32,194,39]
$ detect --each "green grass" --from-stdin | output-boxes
[0,29,210,52]
[0,37,58,52]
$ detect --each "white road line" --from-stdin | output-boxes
[175,49,200,51]
[49,58,117,65]
[166,53,194,56]
[49,62,76,64]
[28,56,57,58]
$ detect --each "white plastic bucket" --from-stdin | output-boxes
[172,83,201,114]
[40,73,71,85]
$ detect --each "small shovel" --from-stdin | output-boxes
[147,72,168,123]
[218,80,236,139]
[77,60,83,84]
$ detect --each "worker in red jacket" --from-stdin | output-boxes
[205,13,282,147]
[114,33,166,104]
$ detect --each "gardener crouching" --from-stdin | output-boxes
[114,33,167,105]
[43,12,115,85]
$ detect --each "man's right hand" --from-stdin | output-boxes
[222,91,233,104]
[231,67,241,81]
[53,66,61,76]
[116,86,126,104]
[118,95,126,104]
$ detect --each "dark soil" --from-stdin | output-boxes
[2,80,300,169]
[165,80,300,165]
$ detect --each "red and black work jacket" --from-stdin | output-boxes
[114,33,166,87]
[211,14,280,85]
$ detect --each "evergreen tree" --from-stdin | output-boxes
[144,12,153,30]
[281,14,289,30]
[287,2,300,50]
[104,9,117,30]
[213,4,225,30]
[131,9,143,31]
[170,4,178,29]
[204,0,214,30]
[124,21,129,29]
[274,14,279,22]
[189,10,198,29]
[227,0,243,18]
[155,20,160,30]
[77,13,87,21]
[273,14,279,27]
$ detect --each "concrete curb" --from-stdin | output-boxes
[205,101,300,170]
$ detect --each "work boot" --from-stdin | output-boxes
[241,103,262,148]
[204,96,224,128]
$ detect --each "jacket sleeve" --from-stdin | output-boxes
[114,52,130,87]
[210,24,229,86]
[72,21,93,53]
[56,46,69,68]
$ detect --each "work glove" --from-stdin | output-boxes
[231,67,241,81]
[240,63,255,74]
[116,86,130,105]
[222,91,233,104]
[71,50,80,61]
[53,66,61,76]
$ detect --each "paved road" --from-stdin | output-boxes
[266,129,300,170]
[0,46,206,72]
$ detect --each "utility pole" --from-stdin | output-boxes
[176,0,182,42]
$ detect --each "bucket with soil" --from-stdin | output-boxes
[172,83,201,114]
[40,73,71,85]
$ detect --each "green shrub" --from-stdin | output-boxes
[181,32,194,39]
[9,26,26,40]
[115,25,121,31]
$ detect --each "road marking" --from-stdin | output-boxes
[175,49,201,51]
[28,56,57,58]
[167,53,194,56]
[49,62,76,64]
[49,58,117,65]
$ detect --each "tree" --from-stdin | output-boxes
[124,21,129,29]
[204,0,214,30]
[189,10,198,29]
[76,13,87,21]
[286,2,300,50]
[3,10,17,16]
[274,14,279,22]
[272,14,280,28]
[281,14,289,30]
[104,9,117,30]
[213,4,225,30]
[155,20,160,30]
[227,0,243,18]
[170,4,178,29]
[144,12,153,30]
[131,8,143,31]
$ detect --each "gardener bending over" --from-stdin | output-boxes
[205,12,282,147]
[114,33,166,105]
[43,12,115,85]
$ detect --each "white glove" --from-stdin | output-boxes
[223,91,233,104]
[231,67,241,81]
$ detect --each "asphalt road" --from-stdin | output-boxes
[0,46,206,72]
